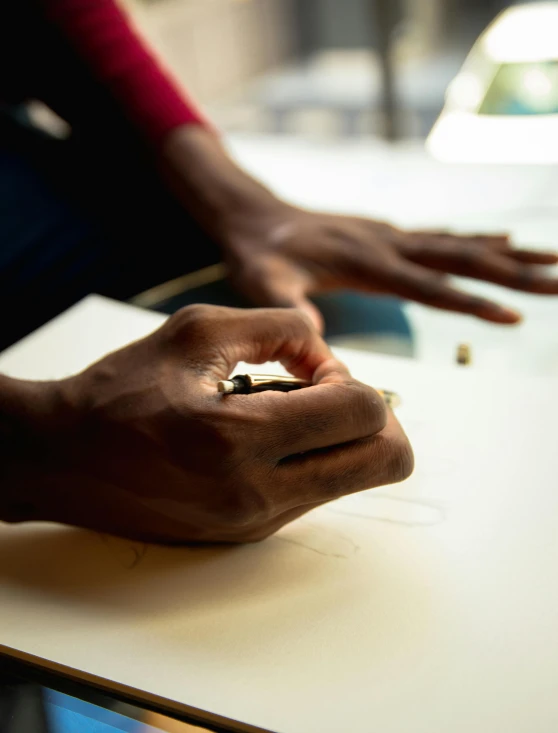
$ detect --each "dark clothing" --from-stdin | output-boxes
[0,0,213,351]
[0,0,206,142]
[0,111,220,351]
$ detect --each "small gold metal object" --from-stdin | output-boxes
[456,343,472,366]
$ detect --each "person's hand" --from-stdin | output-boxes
[2,306,413,544]
[162,126,558,332]
[222,205,558,332]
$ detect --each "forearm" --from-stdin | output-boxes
[0,375,63,523]
[161,125,284,242]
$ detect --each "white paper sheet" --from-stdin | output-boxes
[1,296,558,733]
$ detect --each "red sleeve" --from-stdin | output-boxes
[40,0,209,142]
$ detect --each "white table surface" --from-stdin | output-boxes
[1,296,558,733]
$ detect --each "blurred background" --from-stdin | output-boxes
[122,0,555,146]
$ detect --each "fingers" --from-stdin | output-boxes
[232,256,325,333]
[458,252,558,294]
[417,231,511,252]
[507,249,558,265]
[164,304,331,381]
[380,260,522,323]
[433,233,558,264]
[275,411,414,508]
[246,378,387,457]
[407,233,558,292]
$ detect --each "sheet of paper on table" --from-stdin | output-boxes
[1,295,558,733]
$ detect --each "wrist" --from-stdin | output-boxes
[0,376,76,523]
[160,125,284,242]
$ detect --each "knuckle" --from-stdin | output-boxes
[343,381,388,433]
[197,413,243,461]
[210,494,253,528]
[384,434,415,484]
[293,308,315,331]
[417,277,444,303]
[459,246,485,268]
[173,303,216,324]
[214,473,274,529]
[348,431,414,492]
[167,304,226,341]
[514,265,534,289]
[169,408,244,469]
[279,307,315,336]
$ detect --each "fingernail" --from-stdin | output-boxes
[496,306,522,322]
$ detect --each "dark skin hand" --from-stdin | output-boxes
[164,126,558,331]
[224,212,558,332]
[1,306,413,544]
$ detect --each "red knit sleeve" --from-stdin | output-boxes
[39,0,209,142]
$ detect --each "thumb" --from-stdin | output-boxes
[258,281,324,335]
[239,260,325,334]
[287,296,324,335]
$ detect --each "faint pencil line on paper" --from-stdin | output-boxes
[275,522,361,559]
[326,494,447,527]
[95,534,149,569]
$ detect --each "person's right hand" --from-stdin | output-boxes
[7,305,413,544]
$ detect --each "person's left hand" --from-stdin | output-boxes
[222,202,558,332]
[162,126,558,332]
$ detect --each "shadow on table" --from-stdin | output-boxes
[0,522,332,617]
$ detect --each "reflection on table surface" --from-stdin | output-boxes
[1,683,216,733]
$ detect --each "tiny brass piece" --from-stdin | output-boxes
[456,343,472,366]
[379,389,401,409]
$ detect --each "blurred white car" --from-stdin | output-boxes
[427,2,558,163]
